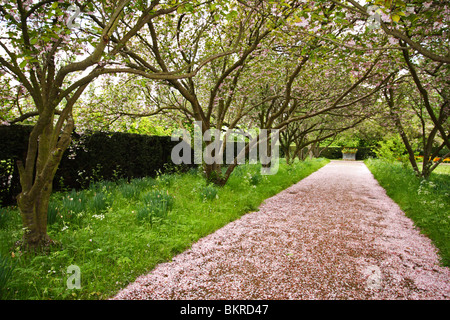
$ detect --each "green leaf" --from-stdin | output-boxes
[226,10,238,21]
[391,14,400,23]
[185,3,194,12]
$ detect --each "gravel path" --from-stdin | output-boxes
[113,161,450,300]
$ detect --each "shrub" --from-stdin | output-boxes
[342,147,358,154]
[374,135,408,166]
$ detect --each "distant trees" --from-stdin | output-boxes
[92,0,392,184]
[319,0,449,177]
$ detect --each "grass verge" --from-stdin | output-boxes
[0,158,329,300]
[365,159,450,267]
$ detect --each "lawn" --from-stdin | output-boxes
[0,158,329,300]
[366,159,450,267]
[419,163,450,175]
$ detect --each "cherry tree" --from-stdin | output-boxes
[108,0,310,185]
[0,0,198,249]
[279,112,368,163]
[380,67,449,179]
[98,0,393,185]
[323,0,449,145]
[331,0,450,64]
[72,74,178,135]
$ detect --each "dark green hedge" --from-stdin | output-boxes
[319,146,376,160]
[319,146,449,160]
[0,125,32,207]
[0,125,190,206]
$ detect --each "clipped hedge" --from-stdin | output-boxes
[59,131,180,188]
[0,125,189,206]
[0,125,32,207]
[319,146,448,160]
[319,146,376,160]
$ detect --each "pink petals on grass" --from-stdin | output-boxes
[113,161,450,300]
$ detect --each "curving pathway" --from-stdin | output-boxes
[113,160,450,300]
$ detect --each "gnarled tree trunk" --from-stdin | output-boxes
[16,107,74,249]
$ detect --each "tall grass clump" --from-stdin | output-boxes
[136,190,174,225]
[0,208,10,230]
[47,201,59,225]
[131,177,156,191]
[118,183,140,200]
[199,184,219,201]
[87,192,108,213]
[366,158,450,266]
[0,254,15,299]
[58,191,89,225]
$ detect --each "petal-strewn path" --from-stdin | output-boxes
[113,161,450,300]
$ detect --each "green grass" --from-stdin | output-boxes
[0,158,329,300]
[366,159,450,267]
[418,163,450,176]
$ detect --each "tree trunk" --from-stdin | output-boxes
[285,148,290,164]
[204,163,227,186]
[16,109,73,250]
[17,182,54,248]
[261,138,272,169]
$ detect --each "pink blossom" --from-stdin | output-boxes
[406,6,415,15]
[380,12,391,22]
[294,20,309,27]
[434,21,443,29]
[388,37,398,45]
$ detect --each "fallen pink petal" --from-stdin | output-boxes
[113,161,450,300]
